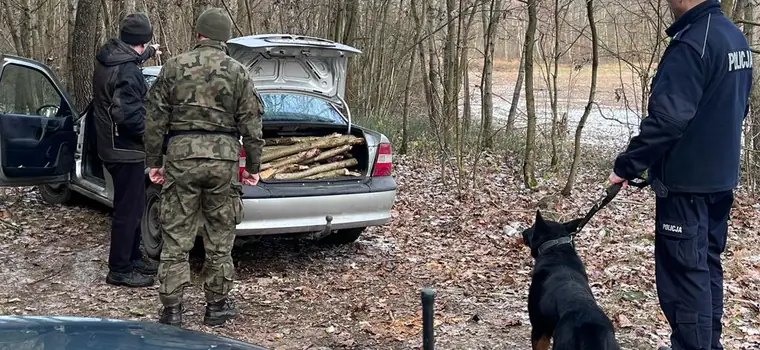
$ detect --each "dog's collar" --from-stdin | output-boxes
[537,236,573,255]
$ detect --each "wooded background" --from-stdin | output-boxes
[1,0,758,195]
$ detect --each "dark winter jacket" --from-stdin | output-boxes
[613,0,754,194]
[91,38,156,163]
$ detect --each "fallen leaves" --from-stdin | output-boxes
[0,155,757,349]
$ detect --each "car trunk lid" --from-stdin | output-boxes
[226,34,362,101]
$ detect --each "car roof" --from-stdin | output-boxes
[141,65,161,76]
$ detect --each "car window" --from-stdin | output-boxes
[0,64,66,117]
[259,93,346,124]
[142,74,346,124]
[144,74,157,87]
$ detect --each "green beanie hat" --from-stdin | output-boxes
[195,7,232,42]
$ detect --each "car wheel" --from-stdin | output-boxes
[38,183,73,205]
[319,227,365,245]
[142,184,163,260]
[141,184,206,260]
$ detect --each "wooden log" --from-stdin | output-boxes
[260,135,364,163]
[264,132,342,146]
[305,168,350,179]
[260,164,300,179]
[325,155,345,163]
[303,144,352,164]
[267,148,320,169]
[272,158,359,180]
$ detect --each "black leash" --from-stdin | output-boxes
[573,177,648,235]
[537,177,648,255]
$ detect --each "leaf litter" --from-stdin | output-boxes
[0,154,757,349]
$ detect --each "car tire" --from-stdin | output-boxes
[141,184,206,260]
[319,227,365,245]
[38,183,73,205]
[142,184,163,260]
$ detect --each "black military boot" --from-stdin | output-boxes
[158,304,183,327]
[203,298,238,326]
[105,270,154,288]
[133,258,158,275]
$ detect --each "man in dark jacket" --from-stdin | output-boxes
[91,13,161,288]
[609,1,753,349]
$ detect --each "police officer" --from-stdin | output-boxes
[609,1,753,349]
[143,7,264,327]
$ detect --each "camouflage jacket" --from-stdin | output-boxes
[143,40,265,173]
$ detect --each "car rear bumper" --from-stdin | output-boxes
[235,189,396,235]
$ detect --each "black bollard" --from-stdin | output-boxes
[421,287,435,350]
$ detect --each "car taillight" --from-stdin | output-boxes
[239,147,246,181]
[372,142,392,177]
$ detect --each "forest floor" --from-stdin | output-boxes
[0,153,758,350]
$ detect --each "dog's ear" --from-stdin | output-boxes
[535,210,543,222]
[562,218,583,233]
[535,210,550,230]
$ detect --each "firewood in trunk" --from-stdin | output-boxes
[347,171,361,177]
[262,145,289,154]
[303,144,352,164]
[266,148,320,169]
[305,168,350,179]
[260,164,300,179]
[260,135,364,163]
[272,158,359,180]
[326,155,345,163]
[264,133,342,146]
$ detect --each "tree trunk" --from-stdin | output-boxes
[522,0,538,189]
[480,0,502,150]
[505,50,525,136]
[549,0,562,169]
[70,0,102,112]
[562,0,598,196]
[400,43,417,155]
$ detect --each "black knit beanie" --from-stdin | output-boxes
[195,8,232,42]
[120,13,153,46]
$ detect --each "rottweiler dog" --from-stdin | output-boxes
[522,210,620,350]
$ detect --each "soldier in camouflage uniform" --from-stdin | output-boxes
[143,7,264,327]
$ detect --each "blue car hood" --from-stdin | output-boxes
[0,316,268,350]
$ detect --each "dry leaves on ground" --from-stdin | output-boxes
[0,154,757,349]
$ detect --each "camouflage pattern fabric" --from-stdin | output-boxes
[143,39,265,306]
[157,159,238,305]
[143,39,265,173]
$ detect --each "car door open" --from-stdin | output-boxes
[0,56,77,187]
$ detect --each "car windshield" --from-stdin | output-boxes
[142,74,345,125]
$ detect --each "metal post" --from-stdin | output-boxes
[421,287,435,350]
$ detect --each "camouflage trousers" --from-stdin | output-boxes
[157,158,240,306]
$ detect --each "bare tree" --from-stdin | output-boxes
[562,0,598,196]
[522,0,539,189]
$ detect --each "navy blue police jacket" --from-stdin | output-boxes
[613,0,754,194]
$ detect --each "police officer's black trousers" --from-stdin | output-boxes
[104,161,146,273]
[654,191,733,350]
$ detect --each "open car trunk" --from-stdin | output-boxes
[228,35,372,184]
[249,123,370,183]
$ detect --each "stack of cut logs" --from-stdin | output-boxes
[260,132,365,180]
